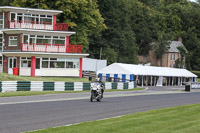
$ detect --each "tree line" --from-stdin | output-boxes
[1,0,200,70]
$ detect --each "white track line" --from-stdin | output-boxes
[0,91,186,105]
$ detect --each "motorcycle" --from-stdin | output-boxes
[90,82,104,102]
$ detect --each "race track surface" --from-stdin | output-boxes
[0,87,200,133]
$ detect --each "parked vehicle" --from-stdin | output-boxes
[90,82,104,102]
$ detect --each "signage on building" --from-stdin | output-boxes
[3,60,8,63]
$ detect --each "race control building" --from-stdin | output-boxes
[0,6,89,77]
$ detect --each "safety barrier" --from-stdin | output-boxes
[191,82,200,89]
[0,81,137,92]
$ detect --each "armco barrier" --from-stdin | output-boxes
[17,81,31,91]
[65,82,74,91]
[123,82,128,89]
[30,81,43,91]
[0,81,136,92]
[0,81,2,92]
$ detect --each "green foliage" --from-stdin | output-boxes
[175,46,187,68]
[0,0,13,6]
[153,33,170,66]
[6,0,200,69]
[191,71,200,78]
[90,0,138,64]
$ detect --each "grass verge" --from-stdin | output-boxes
[0,88,144,97]
[198,78,200,82]
[0,72,88,82]
[0,91,88,97]
[28,103,200,133]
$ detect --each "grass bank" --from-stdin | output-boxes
[0,91,88,97]
[0,72,88,82]
[0,88,144,97]
[29,103,200,133]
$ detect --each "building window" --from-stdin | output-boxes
[21,57,31,68]
[11,12,53,25]
[41,58,79,69]
[42,58,49,68]
[9,36,18,46]
[23,35,65,45]
[0,15,3,29]
[173,54,176,60]
[170,54,172,60]
[0,34,2,51]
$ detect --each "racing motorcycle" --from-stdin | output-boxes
[90,82,104,102]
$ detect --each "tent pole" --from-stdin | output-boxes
[178,77,180,86]
[166,77,168,86]
[142,75,144,87]
[146,76,148,86]
[151,76,152,86]
[181,77,182,86]
[172,77,174,86]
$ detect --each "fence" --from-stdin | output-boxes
[191,82,200,89]
[0,81,136,92]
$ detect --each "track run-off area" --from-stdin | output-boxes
[0,86,200,133]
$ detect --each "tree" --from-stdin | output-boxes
[153,33,170,66]
[176,46,187,68]
[89,0,138,64]
[0,0,13,6]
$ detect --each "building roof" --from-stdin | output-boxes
[168,41,188,53]
[1,29,75,36]
[2,52,89,58]
[97,63,197,77]
[0,6,62,15]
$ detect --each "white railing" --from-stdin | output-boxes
[22,43,66,53]
[9,21,53,30]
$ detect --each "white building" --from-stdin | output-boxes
[0,6,89,77]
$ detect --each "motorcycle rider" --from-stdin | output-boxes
[96,78,104,98]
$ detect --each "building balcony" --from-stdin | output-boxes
[21,43,82,53]
[8,20,69,31]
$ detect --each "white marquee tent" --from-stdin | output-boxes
[97,63,197,77]
[97,63,197,86]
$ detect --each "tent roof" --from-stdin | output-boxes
[97,63,197,77]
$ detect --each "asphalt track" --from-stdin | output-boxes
[0,87,200,133]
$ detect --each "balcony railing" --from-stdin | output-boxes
[21,43,82,53]
[8,21,69,31]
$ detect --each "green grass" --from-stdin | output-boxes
[198,78,200,82]
[29,103,200,133]
[105,88,144,92]
[0,91,88,97]
[0,88,144,97]
[0,72,88,82]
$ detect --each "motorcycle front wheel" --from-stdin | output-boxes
[90,91,95,102]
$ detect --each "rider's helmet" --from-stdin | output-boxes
[96,78,100,82]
